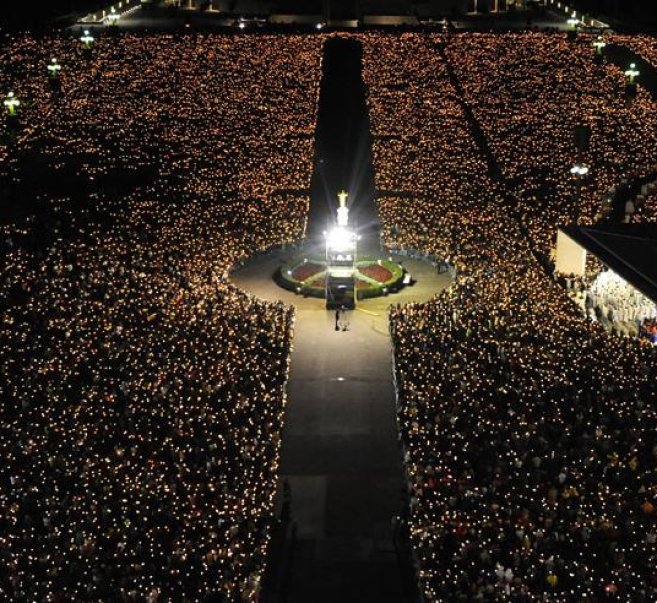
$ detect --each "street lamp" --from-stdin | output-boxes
[570,164,589,224]
[47,58,62,79]
[567,11,579,29]
[80,30,95,49]
[593,36,606,56]
[3,91,20,116]
[625,63,640,85]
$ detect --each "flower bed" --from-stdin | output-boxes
[359,263,393,283]
[291,262,323,282]
[276,256,405,299]
[307,277,326,290]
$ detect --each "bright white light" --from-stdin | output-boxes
[625,64,640,81]
[570,165,589,176]
[107,7,120,24]
[316,23,323,30]
[593,37,606,52]
[80,30,95,46]
[326,227,355,252]
[48,58,62,76]
[238,21,246,29]
[4,91,20,114]
[337,190,349,226]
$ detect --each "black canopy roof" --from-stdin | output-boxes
[561,223,657,304]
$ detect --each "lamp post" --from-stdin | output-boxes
[592,36,606,65]
[4,91,20,117]
[47,58,62,79]
[570,164,589,225]
[593,36,606,56]
[80,30,95,49]
[325,191,357,310]
[625,63,640,85]
[625,63,640,98]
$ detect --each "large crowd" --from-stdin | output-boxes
[3,27,657,603]
[0,32,322,601]
[361,32,657,601]
[444,33,657,261]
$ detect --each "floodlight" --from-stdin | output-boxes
[47,58,62,78]
[326,227,355,252]
[593,37,606,55]
[107,7,120,25]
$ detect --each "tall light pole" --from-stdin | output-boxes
[593,36,606,56]
[106,7,120,26]
[80,30,95,49]
[47,58,62,79]
[625,63,640,98]
[570,164,589,225]
[625,63,640,85]
[4,91,20,117]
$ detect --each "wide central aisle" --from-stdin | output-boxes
[233,37,452,602]
[280,293,406,601]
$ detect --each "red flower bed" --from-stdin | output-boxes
[359,264,393,283]
[291,262,323,282]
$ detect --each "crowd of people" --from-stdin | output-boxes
[586,269,657,326]
[0,32,323,601]
[361,32,657,601]
[444,33,657,262]
[3,27,657,603]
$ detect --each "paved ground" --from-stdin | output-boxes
[232,247,451,602]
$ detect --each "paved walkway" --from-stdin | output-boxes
[233,36,452,602]
[232,250,451,602]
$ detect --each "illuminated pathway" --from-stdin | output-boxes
[232,38,451,603]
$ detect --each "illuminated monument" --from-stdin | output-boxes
[325,191,357,309]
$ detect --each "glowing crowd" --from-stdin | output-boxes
[0,33,322,601]
[362,32,657,601]
[2,27,657,603]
